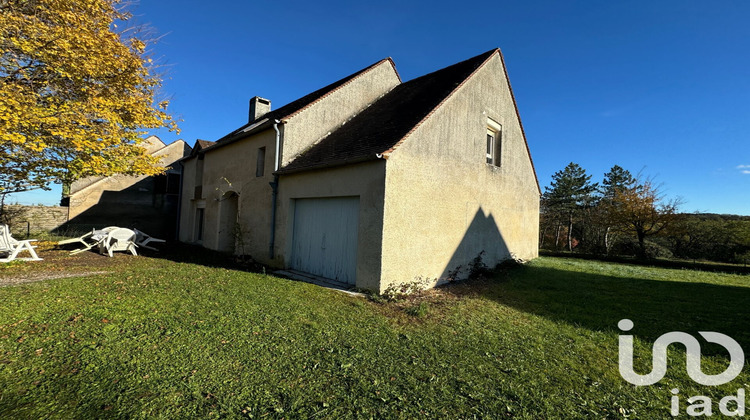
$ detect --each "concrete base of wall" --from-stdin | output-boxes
[274,269,363,296]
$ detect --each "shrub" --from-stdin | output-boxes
[381,276,433,300]
[610,238,674,259]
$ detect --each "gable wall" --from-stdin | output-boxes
[66,139,189,237]
[69,135,169,195]
[379,53,539,293]
[280,61,400,166]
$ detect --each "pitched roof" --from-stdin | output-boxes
[196,139,216,149]
[185,139,216,159]
[277,49,497,174]
[202,58,400,152]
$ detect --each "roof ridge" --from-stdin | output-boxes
[403,49,498,85]
[282,58,396,121]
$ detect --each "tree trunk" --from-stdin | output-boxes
[604,226,611,254]
[567,211,574,252]
[636,230,647,259]
[0,193,5,225]
[580,214,586,250]
[554,222,561,250]
[540,224,548,249]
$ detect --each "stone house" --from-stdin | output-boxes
[64,136,191,238]
[179,49,540,293]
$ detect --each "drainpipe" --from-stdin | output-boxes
[269,120,282,259]
[273,120,281,172]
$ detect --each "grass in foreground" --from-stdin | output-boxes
[1,251,749,418]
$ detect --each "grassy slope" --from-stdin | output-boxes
[1,255,749,419]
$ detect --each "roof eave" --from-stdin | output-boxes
[199,118,274,155]
[496,49,541,196]
[275,155,381,176]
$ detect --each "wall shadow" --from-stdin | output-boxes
[56,177,180,240]
[444,261,750,359]
[151,207,517,287]
[440,208,510,280]
[143,241,267,273]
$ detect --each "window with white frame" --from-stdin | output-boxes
[486,119,502,166]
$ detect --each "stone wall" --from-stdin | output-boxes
[2,205,69,236]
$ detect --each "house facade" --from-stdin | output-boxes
[179,49,539,293]
[64,136,191,238]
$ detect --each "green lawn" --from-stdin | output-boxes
[1,251,749,418]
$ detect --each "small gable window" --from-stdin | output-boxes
[256,147,266,177]
[486,119,502,167]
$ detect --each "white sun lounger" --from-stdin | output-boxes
[58,226,118,255]
[0,224,42,263]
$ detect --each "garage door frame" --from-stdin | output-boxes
[289,196,360,285]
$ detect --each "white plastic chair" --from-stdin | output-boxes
[98,227,138,257]
[0,224,42,263]
[133,229,165,251]
[59,226,118,255]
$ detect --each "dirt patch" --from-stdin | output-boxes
[0,271,109,287]
[0,248,138,286]
[365,269,517,326]
[365,278,488,325]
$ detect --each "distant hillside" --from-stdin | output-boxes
[663,213,750,263]
[684,213,750,221]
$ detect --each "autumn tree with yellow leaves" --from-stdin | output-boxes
[603,179,681,259]
[0,0,178,212]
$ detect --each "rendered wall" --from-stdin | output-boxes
[69,136,172,195]
[379,53,540,293]
[177,157,197,243]
[181,130,278,258]
[276,161,387,291]
[180,135,387,291]
[66,139,190,237]
[181,59,399,262]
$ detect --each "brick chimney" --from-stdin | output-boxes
[249,96,271,123]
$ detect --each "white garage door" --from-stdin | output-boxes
[291,197,359,285]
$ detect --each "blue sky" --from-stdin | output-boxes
[11,0,750,215]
